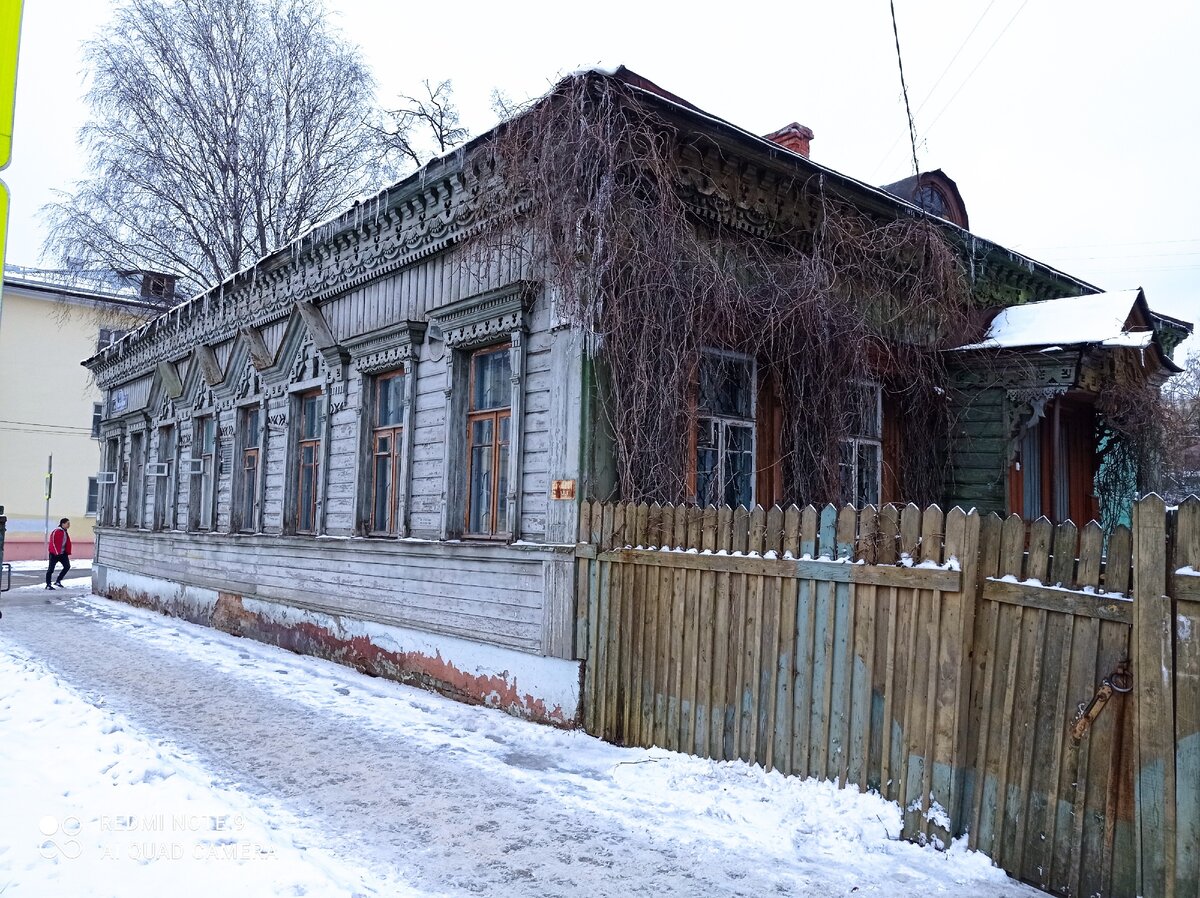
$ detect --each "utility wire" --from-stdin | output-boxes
[0,418,92,432]
[889,0,921,177]
[919,0,1032,137]
[871,0,1000,179]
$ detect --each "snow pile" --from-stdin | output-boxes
[0,641,426,897]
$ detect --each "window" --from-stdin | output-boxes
[98,327,127,352]
[127,431,145,528]
[465,346,511,537]
[296,391,322,534]
[153,425,175,531]
[237,406,262,532]
[86,477,99,516]
[91,402,103,439]
[695,353,756,508]
[102,436,121,526]
[141,272,176,301]
[839,382,882,507]
[191,416,216,530]
[370,371,406,534]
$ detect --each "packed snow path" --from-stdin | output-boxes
[0,586,1042,897]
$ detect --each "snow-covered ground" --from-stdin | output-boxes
[5,558,93,572]
[0,589,1042,897]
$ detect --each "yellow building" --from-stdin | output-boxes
[0,266,158,560]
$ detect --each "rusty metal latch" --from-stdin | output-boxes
[1070,661,1133,746]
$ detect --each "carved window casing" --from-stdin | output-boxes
[126,429,147,529]
[103,436,121,526]
[295,390,322,535]
[190,415,217,531]
[347,321,424,538]
[368,371,406,535]
[153,424,176,531]
[429,283,533,540]
[465,345,512,537]
[236,405,263,533]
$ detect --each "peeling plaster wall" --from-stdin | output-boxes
[95,565,582,727]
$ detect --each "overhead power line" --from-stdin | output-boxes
[919,0,1032,137]
[871,0,1000,179]
[889,0,921,177]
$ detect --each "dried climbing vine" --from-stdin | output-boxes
[473,72,992,507]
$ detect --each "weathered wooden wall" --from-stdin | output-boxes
[100,528,574,655]
[578,496,1200,898]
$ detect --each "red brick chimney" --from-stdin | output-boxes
[764,122,814,158]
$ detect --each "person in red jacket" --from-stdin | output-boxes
[46,518,72,589]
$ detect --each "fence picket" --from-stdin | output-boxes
[1105,525,1132,595]
[695,506,718,755]
[775,505,801,774]
[810,504,839,779]
[849,504,878,790]
[679,506,704,752]
[878,504,902,801]
[968,513,1003,848]
[1027,517,1053,584]
[1175,498,1200,898]
[711,505,733,758]
[792,506,819,773]
[1050,519,1078,588]
[624,503,649,743]
[832,505,857,785]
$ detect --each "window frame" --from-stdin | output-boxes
[86,476,99,517]
[428,282,533,541]
[101,434,122,527]
[234,402,264,534]
[368,369,407,536]
[91,402,103,439]
[153,423,176,531]
[190,414,218,531]
[693,349,758,509]
[839,380,883,508]
[463,344,513,539]
[126,429,147,529]
[294,388,323,535]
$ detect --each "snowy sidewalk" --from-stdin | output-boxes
[0,592,1042,897]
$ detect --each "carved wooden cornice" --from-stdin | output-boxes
[346,321,427,375]
[87,161,496,389]
[429,282,535,350]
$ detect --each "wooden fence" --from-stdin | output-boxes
[574,494,1200,898]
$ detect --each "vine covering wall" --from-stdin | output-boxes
[476,72,987,507]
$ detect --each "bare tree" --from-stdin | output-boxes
[380,79,470,169]
[43,0,395,303]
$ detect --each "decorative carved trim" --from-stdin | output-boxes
[429,281,535,350]
[157,361,184,400]
[347,320,426,376]
[87,162,495,389]
[234,360,263,401]
[239,326,275,371]
[1006,385,1070,404]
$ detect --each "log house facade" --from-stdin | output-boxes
[84,68,1188,723]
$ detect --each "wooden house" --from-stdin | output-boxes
[83,67,1188,723]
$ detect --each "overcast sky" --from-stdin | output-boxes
[5,0,1198,339]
